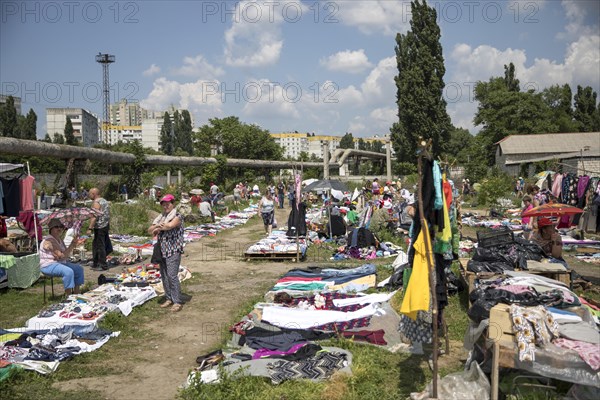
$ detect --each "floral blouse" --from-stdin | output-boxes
[153,209,184,257]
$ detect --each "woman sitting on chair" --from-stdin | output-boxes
[39,218,84,295]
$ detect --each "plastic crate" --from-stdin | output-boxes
[477,227,514,248]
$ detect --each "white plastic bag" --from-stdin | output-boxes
[411,362,490,400]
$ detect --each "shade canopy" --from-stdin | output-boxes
[522,202,584,217]
[302,180,349,193]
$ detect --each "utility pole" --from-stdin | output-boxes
[96,53,115,144]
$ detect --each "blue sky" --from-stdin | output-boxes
[1,0,599,139]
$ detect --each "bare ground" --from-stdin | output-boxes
[56,207,296,400]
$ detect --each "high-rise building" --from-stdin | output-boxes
[270,132,310,159]
[307,135,340,159]
[109,99,150,126]
[106,125,143,146]
[46,108,99,147]
[0,95,22,115]
[141,118,164,151]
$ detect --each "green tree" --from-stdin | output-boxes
[64,116,77,145]
[504,63,520,92]
[371,140,384,153]
[339,133,354,149]
[444,126,473,163]
[298,151,310,162]
[0,95,18,137]
[53,132,65,144]
[194,116,283,161]
[178,110,194,155]
[542,84,577,132]
[357,138,367,150]
[43,133,52,142]
[573,85,600,132]
[172,110,193,155]
[159,112,174,155]
[473,65,557,165]
[390,0,451,164]
[21,109,37,140]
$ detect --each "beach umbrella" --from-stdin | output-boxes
[302,179,348,193]
[39,207,104,228]
[522,202,584,217]
[190,189,204,195]
[302,178,318,186]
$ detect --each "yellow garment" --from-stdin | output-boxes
[400,223,433,320]
[328,274,376,292]
[0,333,22,343]
[433,179,452,254]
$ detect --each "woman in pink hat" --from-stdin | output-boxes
[148,194,185,312]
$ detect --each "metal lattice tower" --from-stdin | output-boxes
[95,53,115,144]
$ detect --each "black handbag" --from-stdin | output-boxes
[151,242,163,264]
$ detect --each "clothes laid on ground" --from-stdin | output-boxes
[1,284,156,375]
[267,350,348,384]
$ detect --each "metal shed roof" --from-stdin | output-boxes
[497,132,600,155]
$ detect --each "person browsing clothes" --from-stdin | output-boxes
[531,217,567,268]
[87,188,111,271]
[258,189,275,236]
[148,194,185,313]
[39,218,85,296]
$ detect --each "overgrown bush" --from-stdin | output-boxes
[109,199,162,236]
[476,169,514,207]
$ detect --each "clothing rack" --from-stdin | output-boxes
[416,138,439,399]
[0,162,39,253]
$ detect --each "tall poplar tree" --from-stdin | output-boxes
[64,116,77,145]
[159,112,174,155]
[573,85,600,132]
[0,96,18,137]
[23,109,37,140]
[390,0,451,164]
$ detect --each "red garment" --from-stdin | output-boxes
[340,329,387,345]
[19,175,35,211]
[190,195,202,207]
[0,218,7,238]
[277,276,323,283]
[17,211,42,239]
[442,181,452,209]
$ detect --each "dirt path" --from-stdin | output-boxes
[58,207,295,399]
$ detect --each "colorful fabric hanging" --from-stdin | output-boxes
[400,223,433,320]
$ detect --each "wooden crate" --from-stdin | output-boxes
[488,303,593,400]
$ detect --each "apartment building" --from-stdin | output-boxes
[46,108,99,147]
[270,132,310,158]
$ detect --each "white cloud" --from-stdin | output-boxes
[446,32,600,133]
[296,58,398,135]
[557,0,599,40]
[241,79,301,119]
[320,49,373,73]
[142,64,161,77]
[141,77,224,125]
[171,55,224,79]
[224,0,306,67]
[360,57,396,105]
[336,1,410,35]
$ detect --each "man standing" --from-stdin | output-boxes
[276,181,286,209]
[209,182,219,204]
[120,184,128,201]
[87,188,111,271]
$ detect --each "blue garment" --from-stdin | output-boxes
[433,161,443,210]
[40,261,84,289]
